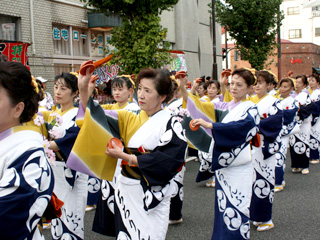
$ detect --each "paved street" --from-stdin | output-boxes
[44,155,320,240]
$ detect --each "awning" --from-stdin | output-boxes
[312,67,320,74]
[88,13,122,28]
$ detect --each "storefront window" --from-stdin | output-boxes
[73,28,89,56]
[53,25,70,55]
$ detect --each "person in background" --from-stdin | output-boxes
[207,80,222,103]
[268,78,278,96]
[0,61,54,239]
[164,76,186,225]
[308,74,320,95]
[249,70,283,232]
[179,68,260,240]
[308,75,320,165]
[274,78,299,192]
[36,76,54,110]
[290,75,314,175]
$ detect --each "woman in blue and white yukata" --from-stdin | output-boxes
[92,75,140,236]
[249,70,283,232]
[164,76,186,225]
[38,72,88,240]
[179,68,260,240]
[308,74,320,165]
[0,61,54,239]
[274,78,299,192]
[71,67,187,240]
[289,75,314,175]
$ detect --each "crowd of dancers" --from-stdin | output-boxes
[0,55,319,240]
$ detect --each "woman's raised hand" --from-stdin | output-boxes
[78,61,95,109]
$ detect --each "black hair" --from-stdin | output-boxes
[111,76,134,89]
[309,74,320,83]
[256,70,274,85]
[0,61,39,123]
[296,75,308,86]
[36,81,45,101]
[207,80,221,90]
[279,78,295,88]
[36,79,44,89]
[232,68,255,86]
[137,67,173,103]
[54,72,78,93]
[198,81,207,90]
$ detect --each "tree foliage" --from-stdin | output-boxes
[81,0,179,74]
[213,0,284,70]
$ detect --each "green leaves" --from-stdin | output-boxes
[213,0,284,69]
[81,0,177,75]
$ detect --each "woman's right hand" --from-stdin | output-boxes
[78,65,94,109]
[191,118,213,129]
[220,69,231,85]
[78,67,92,93]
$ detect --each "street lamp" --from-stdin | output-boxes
[211,0,218,80]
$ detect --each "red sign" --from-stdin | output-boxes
[290,58,302,64]
[0,42,30,69]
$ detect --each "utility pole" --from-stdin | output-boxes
[211,0,218,80]
[277,6,281,80]
[225,26,228,69]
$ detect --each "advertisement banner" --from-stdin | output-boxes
[0,42,30,69]
[93,51,187,84]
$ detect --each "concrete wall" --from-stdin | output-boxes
[162,0,221,81]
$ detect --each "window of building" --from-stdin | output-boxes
[72,28,89,56]
[54,64,72,76]
[53,25,71,55]
[0,15,21,41]
[316,28,320,37]
[289,29,302,39]
[90,30,105,57]
[287,7,300,15]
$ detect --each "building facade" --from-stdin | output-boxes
[221,0,320,78]
[0,0,221,93]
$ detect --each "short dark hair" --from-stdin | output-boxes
[0,61,39,123]
[309,74,320,83]
[232,68,256,86]
[256,70,274,85]
[137,67,173,103]
[279,78,294,88]
[207,80,221,90]
[296,75,308,86]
